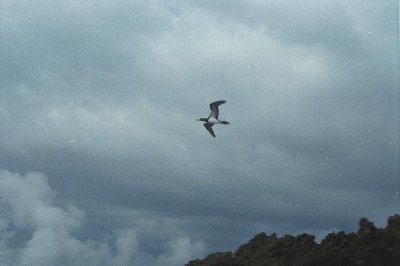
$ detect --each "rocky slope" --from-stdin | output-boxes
[186,214,400,266]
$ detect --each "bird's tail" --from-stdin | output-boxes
[220,121,230,125]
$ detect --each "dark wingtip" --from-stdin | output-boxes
[210,100,226,106]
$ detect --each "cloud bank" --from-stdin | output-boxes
[0,170,205,266]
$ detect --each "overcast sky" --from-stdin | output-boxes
[0,1,399,265]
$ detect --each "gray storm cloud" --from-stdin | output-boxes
[0,0,398,264]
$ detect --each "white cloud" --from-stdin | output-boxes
[0,170,206,266]
[155,237,206,266]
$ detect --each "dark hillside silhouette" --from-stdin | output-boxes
[186,214,400,266]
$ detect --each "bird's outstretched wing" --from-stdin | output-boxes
[209,100,226,119]
[203,123,215,138]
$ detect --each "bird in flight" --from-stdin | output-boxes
[196,100,230,138]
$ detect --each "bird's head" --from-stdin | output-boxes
[196,118,208,122]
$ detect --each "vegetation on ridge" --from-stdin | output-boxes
[186,214,400,266]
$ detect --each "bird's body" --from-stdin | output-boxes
[196,100,230,138]
[207,117,222,124]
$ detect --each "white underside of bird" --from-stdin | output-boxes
[207,118,223,124]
